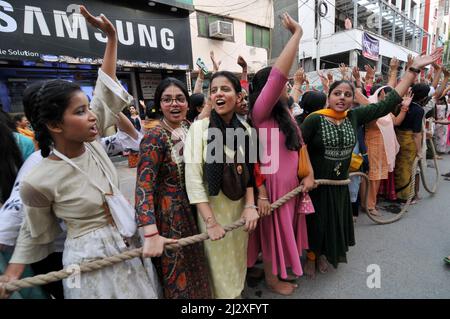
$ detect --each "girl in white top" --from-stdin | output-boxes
[0,6,160,299]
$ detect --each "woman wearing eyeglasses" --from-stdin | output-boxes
[135,78,212,299]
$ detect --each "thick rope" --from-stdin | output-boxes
[3,155,436,292]
[361,157,419,224]
[3,178,352,293]
[419,137,439,194]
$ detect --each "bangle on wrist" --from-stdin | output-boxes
[204,215,214,225]
[144,231,159,238]
[408,66,421,74]
[258,196,269,200]
[206,222,218,229]
[244,204,258,210]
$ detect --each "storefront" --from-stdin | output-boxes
[0,0,193,113]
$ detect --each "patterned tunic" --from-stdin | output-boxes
[135,123,212,299]
[301,91,403,267]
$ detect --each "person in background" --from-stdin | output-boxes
[129,103,142,132]
[1,111,34,161]
[187,93,206,122]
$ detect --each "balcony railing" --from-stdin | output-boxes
[334,0,428,53]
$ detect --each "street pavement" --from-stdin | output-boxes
[114,155,450,299]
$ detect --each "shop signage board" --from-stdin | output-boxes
[0,0,193,69]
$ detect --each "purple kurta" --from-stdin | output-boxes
[248,67,314,279]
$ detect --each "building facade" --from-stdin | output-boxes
[0,0,194,113]
[270,0,449,78]
[188,0,274,91]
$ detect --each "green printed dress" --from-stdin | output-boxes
[301,90,403,267]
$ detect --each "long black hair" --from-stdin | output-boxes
[0,110,23,202]
[249,66,300,151]
[154,77,190,117]
[187,93,205,122]
[23,79,82,157]
[296,91,327,125]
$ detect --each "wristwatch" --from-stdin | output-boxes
[408,66,421,74]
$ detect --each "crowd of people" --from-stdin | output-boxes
[0,7,448,299]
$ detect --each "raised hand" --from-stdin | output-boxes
[352,66,361,82]
[339,63,349,80]
[364,64,375,80]
[406,54,414,70]
[327,71,334,84]
[411,47,443,69]
[237,55,247,69]
[318,70,329,92]
[305,76,310,91]
[443,67,450,78]
[294,67,305,85]
[210,50,221,72]
[80,5,115,37]
[401,88,413,111]
[390,57,399,70]
[281,12,302,37]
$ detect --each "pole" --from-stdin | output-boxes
[315,0,321,71]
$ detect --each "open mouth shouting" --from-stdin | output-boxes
[215,99,226,109]
[89,124,98,135]
[169,108,182,118]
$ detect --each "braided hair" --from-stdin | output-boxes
[249,66,301,151]
[23,80,82,157]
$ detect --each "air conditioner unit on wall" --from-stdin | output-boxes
[209,20,233,39]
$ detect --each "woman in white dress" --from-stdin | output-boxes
[0,6,160,299]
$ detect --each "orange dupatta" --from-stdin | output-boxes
[311,108,348,120]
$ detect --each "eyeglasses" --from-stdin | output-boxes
[160,96,187,105]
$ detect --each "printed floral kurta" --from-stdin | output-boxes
[135,124,211,299]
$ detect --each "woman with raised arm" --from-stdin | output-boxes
[248,13,315,296]
[0,6,160,299]
[301,49,442,276]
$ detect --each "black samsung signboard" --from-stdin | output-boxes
[0,0,193,69]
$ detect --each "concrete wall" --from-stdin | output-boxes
[300,28,418,63]
[193,0,273,28]
[189,11,270,73]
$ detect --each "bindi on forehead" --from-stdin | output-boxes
[333,84,353,92]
